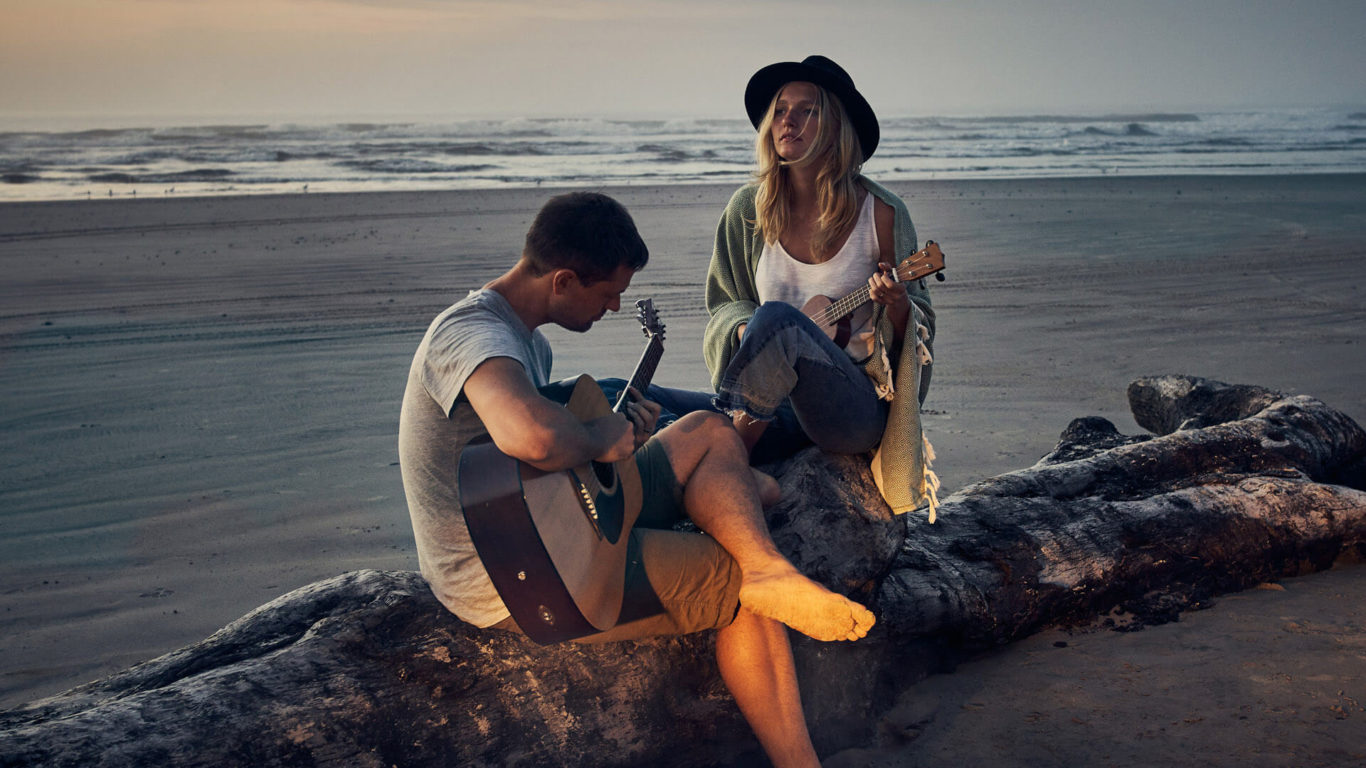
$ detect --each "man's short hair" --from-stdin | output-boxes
[523,192,649,284]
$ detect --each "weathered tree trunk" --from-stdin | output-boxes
[3,376,1364,767]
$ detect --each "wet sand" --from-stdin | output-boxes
[2,174,1365,760]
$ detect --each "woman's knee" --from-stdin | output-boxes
[746,301,807,339]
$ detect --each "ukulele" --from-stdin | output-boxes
[801,241,946,347]
[458,299,665,644]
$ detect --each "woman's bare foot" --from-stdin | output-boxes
[751,468,781,508]
[732,412,769,454]
[738,562,876,642]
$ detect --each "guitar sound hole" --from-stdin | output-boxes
[591,460,616,490]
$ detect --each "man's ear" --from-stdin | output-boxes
[549,268,578,295]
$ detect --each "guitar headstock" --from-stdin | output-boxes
[635,298,666,342]
[895,241,947,283]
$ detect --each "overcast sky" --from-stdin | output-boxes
[2,0,1364,126]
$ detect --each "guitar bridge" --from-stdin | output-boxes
[577,483,599,521]
[565,467,606,540]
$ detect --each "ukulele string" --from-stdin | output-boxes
[812,259,927,324]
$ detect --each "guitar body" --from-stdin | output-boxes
[456,300,665,645]
[800,294,852,348]
[459,374,643,644]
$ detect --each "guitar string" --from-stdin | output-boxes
[614,338,665,413]
[808,256,939,319]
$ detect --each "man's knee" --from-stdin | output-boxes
[658,411,742,465]
[671,410,735,440]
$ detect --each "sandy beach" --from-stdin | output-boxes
[2,174,1365,761]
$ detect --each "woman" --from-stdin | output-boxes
[703,55,939,517]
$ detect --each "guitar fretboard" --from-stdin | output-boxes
[613,337,665,413]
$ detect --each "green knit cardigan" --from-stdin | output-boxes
[702,178,940,517]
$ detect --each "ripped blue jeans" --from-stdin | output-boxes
[604,302,887,465]
[714,301,887,456]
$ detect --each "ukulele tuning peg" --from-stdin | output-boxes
[935,272,946,282]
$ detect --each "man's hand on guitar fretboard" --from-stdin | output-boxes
[619,386,662,450]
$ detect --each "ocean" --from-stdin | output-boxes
[1,108,1364,202]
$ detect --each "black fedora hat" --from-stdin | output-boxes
[744,55,879,161]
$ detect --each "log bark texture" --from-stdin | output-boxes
[3,375,1364,767]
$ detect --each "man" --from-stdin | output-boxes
[398,191,875,768]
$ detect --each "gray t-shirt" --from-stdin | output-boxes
[398,288,552,627]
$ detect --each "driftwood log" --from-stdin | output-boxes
[2,375,1364,767]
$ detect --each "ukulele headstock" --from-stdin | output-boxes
[896,241,947,283]
[635,298,666,342]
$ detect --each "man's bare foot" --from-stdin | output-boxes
[738,562,876,642]
[751,468,781,508]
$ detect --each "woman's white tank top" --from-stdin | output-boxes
[756,193,880,360]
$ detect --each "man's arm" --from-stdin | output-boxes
[462,357,636,471]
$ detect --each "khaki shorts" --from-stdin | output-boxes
[494,438,742,642]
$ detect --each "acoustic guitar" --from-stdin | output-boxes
[458,299,665,644]
[801,241,946,348]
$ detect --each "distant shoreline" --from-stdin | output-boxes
[5,169,1366,213]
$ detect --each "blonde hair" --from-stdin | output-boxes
[752,83,864,259]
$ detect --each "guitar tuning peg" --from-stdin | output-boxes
[935,273,946,282]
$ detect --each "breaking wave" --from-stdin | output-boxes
[1,108,1363,200]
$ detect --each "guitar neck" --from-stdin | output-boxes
[612,336,665,413]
